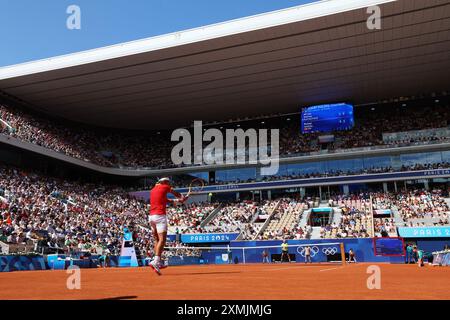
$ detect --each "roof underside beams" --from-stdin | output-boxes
[0,0,449,129]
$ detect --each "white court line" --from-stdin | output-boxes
[319,263,362,272]
[267,265,322,271]
[319,266,345,272]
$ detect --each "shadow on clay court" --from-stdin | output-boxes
[97,295,138,300]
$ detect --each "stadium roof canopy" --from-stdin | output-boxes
[0,0,449,130]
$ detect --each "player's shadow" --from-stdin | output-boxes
[97,295,138,300]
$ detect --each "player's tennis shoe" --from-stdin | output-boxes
[149,260,161,275]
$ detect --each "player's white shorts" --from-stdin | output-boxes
[148,214,168,233]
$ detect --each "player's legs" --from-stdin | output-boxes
[149,214,168,275]
[148,224,161,274]
[151,227,159,252]
[149,215,168,256]
[155,230,167,262]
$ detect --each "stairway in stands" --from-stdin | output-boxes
[298,208,310,227]
[331,207,342,225]
[200,204,224,227]
[253,201,281,239]
[391,205,406,227]
[309,227,322,239]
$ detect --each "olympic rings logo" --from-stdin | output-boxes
[322,247,338,255]
[296,246,338,256]
[297,246,319,257]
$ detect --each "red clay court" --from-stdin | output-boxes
[0,263,449,300]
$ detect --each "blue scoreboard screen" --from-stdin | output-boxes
[301,103,354,134]
[374,238,405,256]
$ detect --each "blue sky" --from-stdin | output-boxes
[0,0,317,67]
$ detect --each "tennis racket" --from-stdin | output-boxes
[186,178,205,197]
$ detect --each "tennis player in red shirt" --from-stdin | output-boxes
[149,177,187,275]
